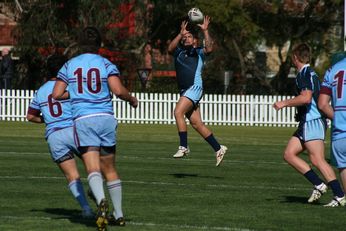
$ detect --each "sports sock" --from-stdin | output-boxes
[107,179,123,219]
[303,169,324,186]
[87,171,105,205]
[205,133,221,152]
[179,131,188,148]
[68,179,91,210]
[328,179,345,198]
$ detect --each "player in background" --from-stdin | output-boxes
[318,56,346,206]
[273,43,345,206]
[26,54,94,218]
[167,16,227,166]
[53,27,138,230]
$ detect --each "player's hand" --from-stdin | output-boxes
[180,20,189,36]
[129,96,138,108]
[198,15,210,31]
[273,101,285,111]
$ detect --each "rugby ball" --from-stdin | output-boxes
[188,8,204,23]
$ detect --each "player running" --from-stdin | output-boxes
[273,43,345,206]
[27,54,94,218]
[53,27,138,230]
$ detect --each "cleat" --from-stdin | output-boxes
[308,183,327,203]
[96,199,109,231]
[108,215,126,226]
[215,145,228,167]
[324,196,346,207]
[173,146,190,158]
[82,208,95,219]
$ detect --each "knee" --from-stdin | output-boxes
[65,173,80,183]
[283,150,294,164]
[174,108,184,119]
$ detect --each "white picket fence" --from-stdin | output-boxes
[0,89,297,127]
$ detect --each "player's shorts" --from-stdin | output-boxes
[74,114,117,152]
[180,85,203,107]
[331,138,346,168]
[47,126,79,163]
[293,118,326,142]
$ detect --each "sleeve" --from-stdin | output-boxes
[104,58,120,78]
[320,69,332,95]
[57,62,69,84]
[27,92,41,116]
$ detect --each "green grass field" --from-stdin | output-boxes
[0,121,345,231]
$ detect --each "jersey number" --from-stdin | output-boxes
[48,94,62,117]
[74,68,101,94]
[334,70,344,99]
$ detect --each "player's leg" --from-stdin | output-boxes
[75,118,108,229]
[58,158,94,218]
[304,118,344,205]
[173,96,193,157]
[188,108,227,166]
[283,136,327,203]
[99,116,125,226]
[100,151,125,226]
[48,128,93,217]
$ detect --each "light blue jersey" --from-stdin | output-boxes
[28,80,73,138]
[57,53,120,119]
[321,58,346,141]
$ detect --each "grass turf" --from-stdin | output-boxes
[0,121,344,231]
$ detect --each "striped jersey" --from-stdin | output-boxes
[28,80,73,138]
[320,58,346,140]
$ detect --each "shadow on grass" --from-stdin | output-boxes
[280,196,321,205]
[31,208,95,227]
[170,173,223,179]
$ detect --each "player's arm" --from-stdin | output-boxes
[318,93,333,120]
[273,89,312,110]
[52,80,69,100]
[168,20,188,54]
[108,76,138,108]
[198,16,213,53]
[26,108,44,123]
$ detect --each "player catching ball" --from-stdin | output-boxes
[167,14,228,166]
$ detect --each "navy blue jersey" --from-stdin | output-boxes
[173,46,205,90]
[295,64,323,122]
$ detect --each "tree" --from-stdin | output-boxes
[13,0,149,90]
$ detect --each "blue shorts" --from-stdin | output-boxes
[47,126,79,163]
[331,138,346,168]
[180,85,203,106]
[293,118,326,142]
[74,114,117,148]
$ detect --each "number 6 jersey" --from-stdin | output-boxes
[57,53,120,119]
[28,80,73,139]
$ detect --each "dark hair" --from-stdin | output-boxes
[79,26,102,53]
[292,43,311,64]
[46,54,67,79]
